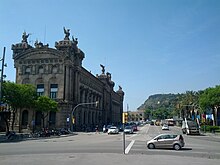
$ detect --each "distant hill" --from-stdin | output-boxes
[137,93,181,110]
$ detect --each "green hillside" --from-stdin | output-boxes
[138,93,181,110]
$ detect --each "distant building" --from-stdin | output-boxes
[128,109,145,122]
[11,28,124,132]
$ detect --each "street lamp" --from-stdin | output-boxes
[0,47,7,104]
[70,101,99,131]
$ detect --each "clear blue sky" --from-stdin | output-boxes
[0,0,220,111]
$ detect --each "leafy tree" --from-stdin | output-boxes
[199,85,220,125]
[2,81,59,132]
[174,91,200,119]
[152,107,171,120]
[34,95,58,129]
[2,81,37,132]
[199,85,220,109]
[144,109,151,120]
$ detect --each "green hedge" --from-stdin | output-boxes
[200,125,220,132]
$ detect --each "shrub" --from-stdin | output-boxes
[200,125,220,132]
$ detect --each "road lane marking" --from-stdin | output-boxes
[125,140,135,154]
[145,124,150,134]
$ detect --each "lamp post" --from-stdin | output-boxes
[70,101,99,131]
[0,47,7,104]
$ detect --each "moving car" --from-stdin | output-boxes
[124,126,134,134]
[146,134,185,150]
[162,124,169,130]
[107,126,119,134]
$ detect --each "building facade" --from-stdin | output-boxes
[128,109,145,122]
[11,28,124,132]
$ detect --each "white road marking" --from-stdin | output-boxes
[125,140,135,154]
[145,124,150,134]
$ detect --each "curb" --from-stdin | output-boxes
[0,132,78,143]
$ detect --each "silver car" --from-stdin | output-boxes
[107,126,119,134]
[146,134,185,150]
[162,124,169,130]
[124,126,134,134]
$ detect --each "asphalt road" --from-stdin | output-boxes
[130,125,220,159]
[0,124,219,165]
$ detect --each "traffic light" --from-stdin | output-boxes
[122,112,128,124]
[72,117,75,124]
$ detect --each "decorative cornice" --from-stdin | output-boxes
[13,48,64,61]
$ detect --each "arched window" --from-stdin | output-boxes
[88,111,91,124]
[50,84,58,99]
[22,110,28,126]
[37,84,44,96]
[78,111,81,125]
[92,112,95,124]
[80,90,83,103]
[49,111,56,127]
[98,113,101,123]
[84,111,86,124]
[35,111,42,126]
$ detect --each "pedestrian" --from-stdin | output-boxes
[95,125,99,134]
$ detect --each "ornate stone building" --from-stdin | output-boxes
[11,28,124,132]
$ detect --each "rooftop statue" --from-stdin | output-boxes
[100,64,105,74]
[107,72,111,79]
[22,31,30,43]
[34,40,48,48]
[63,27,70,40]
[35,40,42,47]
[72,35,78,45]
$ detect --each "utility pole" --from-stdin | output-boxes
[70,101,99,131]
[122,104,129,154]
[0,47,6,104]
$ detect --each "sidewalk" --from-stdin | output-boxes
[0,132,77,143]
[0,132,7,142]
[200,132,220,138]
[0,153,219,165]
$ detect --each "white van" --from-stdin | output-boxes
[182,118,200,135]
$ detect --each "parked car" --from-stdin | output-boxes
[124,126,134,134]
[150,121,154,125]
[162,124,169,130]
[132,124,138,131]
[146,134,185,150]
[107,126,119,134]
[103,125,112,133]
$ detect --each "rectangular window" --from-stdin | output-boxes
[50,84,58,99]
[37,84,44,96]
